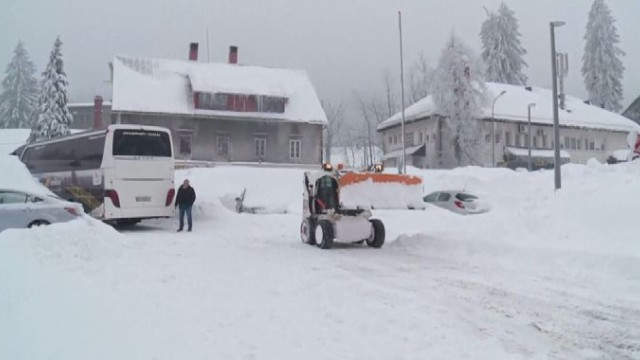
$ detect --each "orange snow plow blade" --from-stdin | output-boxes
[338,172,425,210]
[339,172,422,187]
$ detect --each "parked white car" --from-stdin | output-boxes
[0,189,84,231]
[423,190,490,215]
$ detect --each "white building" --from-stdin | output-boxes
[377,82,640,169]
[110,44,327,165]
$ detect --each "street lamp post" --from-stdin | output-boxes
[527,103,536,171]
[398,11,407,174]
[491,90,507,167]
[550,20,565,190]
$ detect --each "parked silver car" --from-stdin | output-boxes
[0,189,84,231]
[423,190,489,215]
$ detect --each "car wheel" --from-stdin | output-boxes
[28,220,50,228]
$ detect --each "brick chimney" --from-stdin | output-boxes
[93,95,103,129]
[229,46,238,64]
[189,43,199,61]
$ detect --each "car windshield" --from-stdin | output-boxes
[424,193,439,202]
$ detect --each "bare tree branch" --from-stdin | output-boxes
[322,100,347,162]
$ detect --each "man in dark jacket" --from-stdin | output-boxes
[175,179,196,232]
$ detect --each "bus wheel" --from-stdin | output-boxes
[116,219,140,227]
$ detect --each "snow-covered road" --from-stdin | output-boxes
[2,161,640,359]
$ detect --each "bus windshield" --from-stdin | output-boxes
[112,129,172,157]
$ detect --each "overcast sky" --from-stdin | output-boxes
[2,0,639,112]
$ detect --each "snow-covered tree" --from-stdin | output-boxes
[480,3,528,85]
[432,33,487,166]
[0,42,39,128]
[582,0,625,112]
[29,36,73,142]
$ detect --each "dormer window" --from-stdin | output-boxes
[194,92,286,114]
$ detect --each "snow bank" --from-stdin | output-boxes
[176,166,305,218]
[2,156,640,359]
[0,154,54,195]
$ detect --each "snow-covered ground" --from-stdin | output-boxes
[1,155,639,359]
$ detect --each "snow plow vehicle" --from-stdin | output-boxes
[301,164,385,249]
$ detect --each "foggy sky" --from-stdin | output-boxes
[2,0,639,112]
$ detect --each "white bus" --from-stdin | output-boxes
[17,125,176,225]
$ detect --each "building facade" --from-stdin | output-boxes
[110,44,327,165]
[378,83,640,169]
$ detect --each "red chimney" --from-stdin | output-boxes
[93,95,103,129]
[229,46,238,64]
[189,43,198,61]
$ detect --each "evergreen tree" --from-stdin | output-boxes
[432,33,487,166]
[582,0,625,112]
[480,3,528,85]
[30,36,73,142]
[0,41,39,128]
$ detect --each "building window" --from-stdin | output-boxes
[289,139,301,159]
[542,135,548,148]
[495,133,500,144]
[515,133,521,147]
[195,92,285,113]
[426,134,430,143]
[533,136,538,148]
[388,135,392,144]
[257,96,286,113]
[217,135,231,157]
[584,139,589,151]
[601,143,606,151]
[505,131,511,146]
[394,135,398,144]
[405,132,414,146]
[178,131,193,157]
[485,134,491,143]
[589,141,595,151]
[577,138,582,150]
[196,92,228,111]
[419,132,423,144]
[570,137,577,150]
[254,137,266,159]
[564,137,570,149]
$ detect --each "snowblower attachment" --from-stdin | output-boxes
[338,165,425,210]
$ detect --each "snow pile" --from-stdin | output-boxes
[176,166,305,218]
[0,154,52,195]
[2,158,640,359]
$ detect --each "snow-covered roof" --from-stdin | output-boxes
[111,55,327,125]
[378,82,640,133]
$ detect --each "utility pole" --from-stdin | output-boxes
[550,21,565,190]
